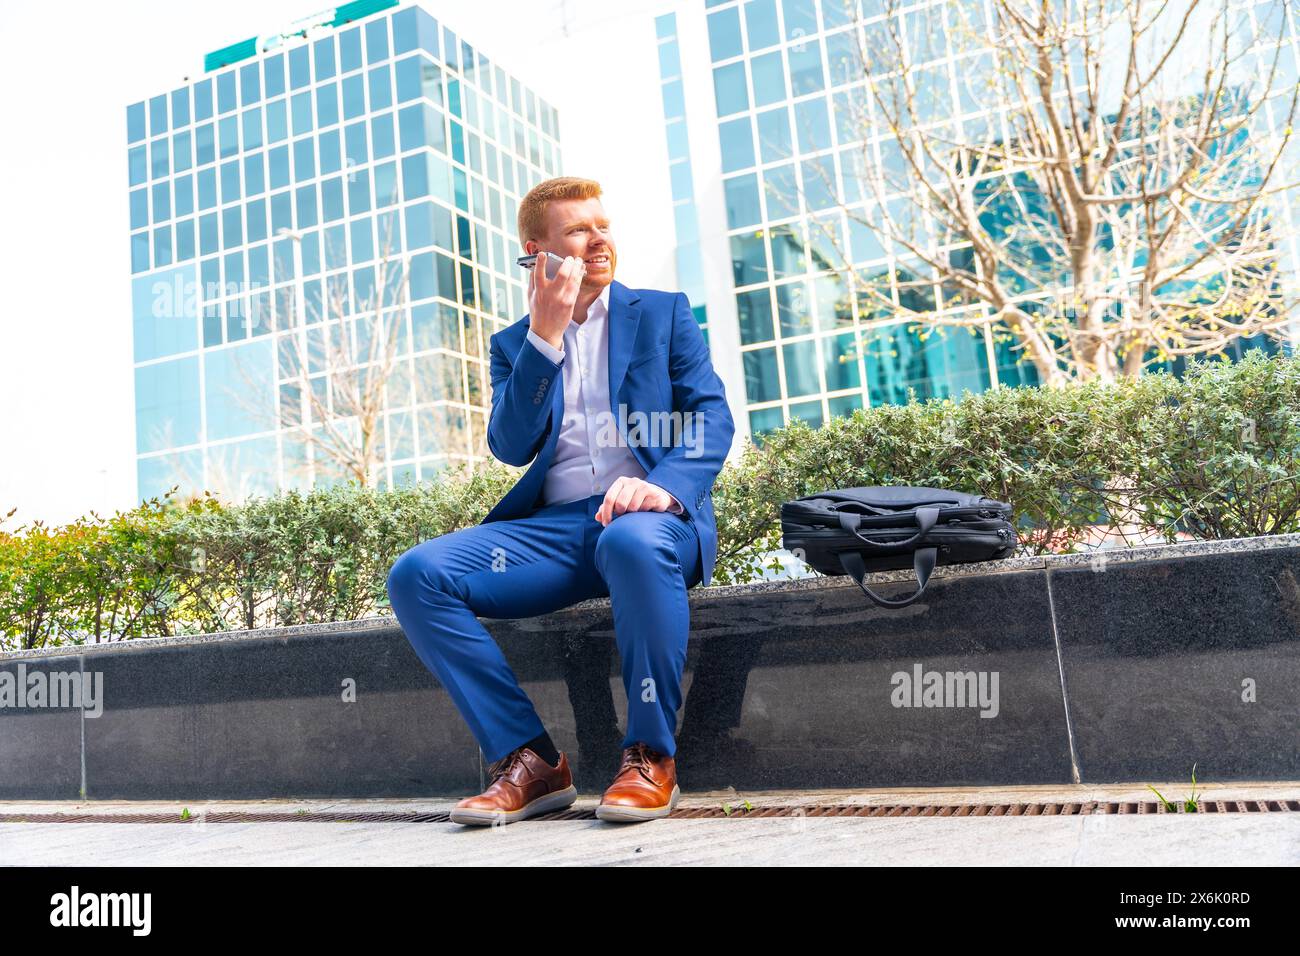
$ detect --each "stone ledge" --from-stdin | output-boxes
[5,530,1296,662]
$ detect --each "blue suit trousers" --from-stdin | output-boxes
[385,493,703,765]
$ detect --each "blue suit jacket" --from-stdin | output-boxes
[480,279,735,587]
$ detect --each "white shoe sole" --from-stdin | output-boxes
[449,785,578,826]
[594,784,680,823]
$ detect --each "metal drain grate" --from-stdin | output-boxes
[2,799,1297,823]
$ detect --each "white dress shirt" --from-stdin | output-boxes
[525,282,684,514]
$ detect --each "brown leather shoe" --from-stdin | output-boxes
[595,742,679,823]
[449,747,577,826]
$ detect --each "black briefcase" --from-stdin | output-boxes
[780,486,1018,608]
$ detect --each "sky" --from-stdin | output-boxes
[0,0,679,528]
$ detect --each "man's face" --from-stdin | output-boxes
[526,196,617,293]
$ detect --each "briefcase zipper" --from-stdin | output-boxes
[788,505,1008,529]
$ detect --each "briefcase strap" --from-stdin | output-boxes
[838,547,938,609]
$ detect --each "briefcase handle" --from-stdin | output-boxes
[838,547,938,609]
[836,505,940,551]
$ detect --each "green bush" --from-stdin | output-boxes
[2,349,1297,650]
[0,462,519,650]
[1120,350,1300,539]
[712,350,1300,583]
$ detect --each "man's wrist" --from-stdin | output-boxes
[525,326,565,364]
[645,482,684,515]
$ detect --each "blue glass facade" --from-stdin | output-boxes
[692,0,996,443]
[655,12,712,338]
[127,3,562,502]
[683,0,1295,444]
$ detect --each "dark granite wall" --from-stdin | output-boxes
[2,536,1296,799]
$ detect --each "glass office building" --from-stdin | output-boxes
[127,0,562,503]
[654,13,713,338]
[665,0,1297,445]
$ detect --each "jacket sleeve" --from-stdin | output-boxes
[642,293,736,521]
[486,326,564,467]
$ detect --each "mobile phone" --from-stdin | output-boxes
[515,251,575,280]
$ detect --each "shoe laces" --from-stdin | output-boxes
[622,742,659,780]
[488,747,527,782]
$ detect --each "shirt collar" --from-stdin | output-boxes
[572,282,612,328]
[590,282,611,320]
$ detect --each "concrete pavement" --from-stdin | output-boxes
[2,782,1297,866]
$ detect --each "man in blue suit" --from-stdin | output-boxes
[386,177,736,825]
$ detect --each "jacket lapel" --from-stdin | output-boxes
[607,280,642,405]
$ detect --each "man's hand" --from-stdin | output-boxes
[595,477,680,526]
[527,253,585,350]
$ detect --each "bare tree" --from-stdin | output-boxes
[797,0,1300,384]
[222,218,470,492]
[149,217,488,505]
[272,224,412,489]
